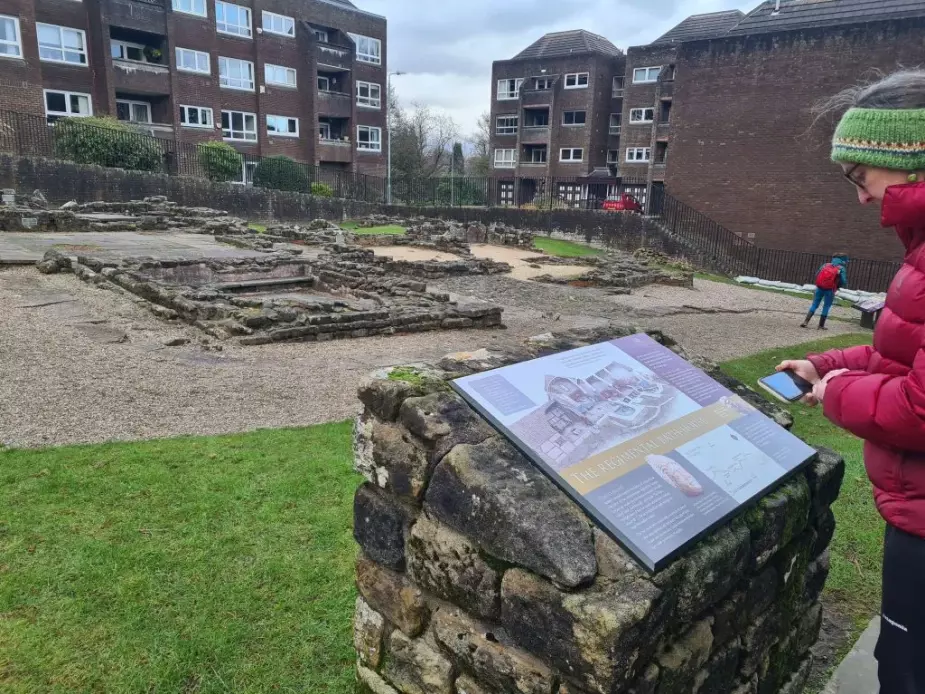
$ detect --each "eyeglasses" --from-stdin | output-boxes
[844,163,867,192]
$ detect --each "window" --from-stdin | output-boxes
[116,99,152,123]
[267,114,298,137]
[313,28,328,43]
[216,1,251,37]
[630,107,655,124]
[357,81,381,108]
[609,113,622,134]
[607,150,620,164]
[173,0,206,17]
[564,73,589,89]
[0,15,22,59]
[524,110,548,127]
[633,66,662,84]
[317,75,330,91]
[262,11,294,37]
[179,105,213,128]
[612,76,625,97]
[319,121,332,140]
[264,63,296,87]
[494,149,516,169]
[219,56,254,90]
[222,110,257,141]
[533,77,551,90]
[560,148,584,162]
[626,147,651,162]
[495,115,518,135]
[111,40,151,63]
[348,33,381,65]
[497,78,523,100]
[562,111,586,126]
[357,125,382,152]
[525,147,547,164]
[176,47,209,74]
[43,89,91,121]
[233,159,258,186]
[37,24,87,65]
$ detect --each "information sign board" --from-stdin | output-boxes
[451,334,817,572]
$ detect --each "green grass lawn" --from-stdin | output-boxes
[0,424,359,694]
[247,223,267,233]
[533,236,604,258]
[721,333,881,628]
[340,221,406,236]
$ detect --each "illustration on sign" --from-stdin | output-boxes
[451,334,816,572]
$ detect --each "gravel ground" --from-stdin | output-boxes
[0,267,865,448]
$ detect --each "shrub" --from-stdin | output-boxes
[310,182,334,197]
[527,194,569,210]
[53,117,164,172]
[197,141,243,182]
[252,156,309,192]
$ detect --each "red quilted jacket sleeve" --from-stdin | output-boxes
[822,347,925,452]
[808,345,875,377]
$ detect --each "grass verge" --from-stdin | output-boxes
[721,334,881,676]
[340,221,406,236]
[533,236,604,258]
[0,423,359,694]
[247,223,267,233]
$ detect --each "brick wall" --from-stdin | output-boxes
[666,20,925,261]
[621,44,678,179]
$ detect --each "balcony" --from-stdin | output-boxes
[520,126,549,145]
[660,82,674,98]
[113,60,170,94]
[609,126,622,136]
[106,0,166,32]
[521,89,552,107]
[316,43,352,71]
[318,138,353,164]
[317,90,353,118]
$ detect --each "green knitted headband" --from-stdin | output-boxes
[832,107,925,170]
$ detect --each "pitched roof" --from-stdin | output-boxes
[512,30,623,60]
[726,0,925,36]
[651,10,746,44]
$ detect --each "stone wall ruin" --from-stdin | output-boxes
[351,327,843,694]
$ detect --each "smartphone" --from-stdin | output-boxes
[758,370,814,403]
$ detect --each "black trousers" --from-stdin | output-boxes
[876,524,925,693]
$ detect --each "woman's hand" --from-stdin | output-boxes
[812,369,849,404]
[776,359,822,406]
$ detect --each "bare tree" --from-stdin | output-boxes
[390,101,460,180]
[466,112,491,177]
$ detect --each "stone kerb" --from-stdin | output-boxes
[351,326,845,694]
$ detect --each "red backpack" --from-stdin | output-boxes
[816,264,840,290]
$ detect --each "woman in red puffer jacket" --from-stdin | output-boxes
[778,71,925,692]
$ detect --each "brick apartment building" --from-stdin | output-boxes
[488,31,626,206]
[0,0,387,182]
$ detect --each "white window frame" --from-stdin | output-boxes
[606,150,620,165]
[526,146,547,164]
[233,159,258,186]
[264,63,296,88]
[0,15,23,60]
[219,56,255,91]
[43,89,92,120]
[221,109,257,141]
[612,76,625,96]
[533,76,551,91]
[356,81,381,109]
[172,0,206,18]
[116,99,152,124]
[347,33,381,65]
[559,148,584,163]
[609,113,622,134]
[179,104,213,129]
[357,125,382,152]
[493,148,516,169]
[261,10,294,37]
[496,78,523,101]
[319,121,332,140]
[176,47,210,74]
[111,39,150,63]
[633,66,662,84]
[564,72,589,89]
[630,107,655,124]
[495,115,518,136]
[37,24,88,66]
[562,110,586,126]
[317,75,330,92]
[626,147,651,162]
[266,114,299,137]
[313,28,329,43]
[215,1,251,38]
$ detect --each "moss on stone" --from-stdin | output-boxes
[387,367,451,393]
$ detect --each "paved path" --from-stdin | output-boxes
[823,618,879,694]
[0,232,265,264]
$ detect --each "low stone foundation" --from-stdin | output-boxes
[351,327,843,694]
[329,246,512,280]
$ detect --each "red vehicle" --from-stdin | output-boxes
[601,193,643,213]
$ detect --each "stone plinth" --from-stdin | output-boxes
[351,327,844,694]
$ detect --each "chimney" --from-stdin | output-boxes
[772,0,782,13]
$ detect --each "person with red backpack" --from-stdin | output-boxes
[800,253,849,329]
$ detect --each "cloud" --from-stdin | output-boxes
[357,0,759,133]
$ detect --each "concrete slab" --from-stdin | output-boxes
[0,232,266,263]
[823,617,880,694]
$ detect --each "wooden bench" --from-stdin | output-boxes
[853,298,886,329]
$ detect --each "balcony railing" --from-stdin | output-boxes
[317,43,352,70]
[609,126,622,135]
[612,88,625,98]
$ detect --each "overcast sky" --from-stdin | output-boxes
[356,0,760,138]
